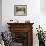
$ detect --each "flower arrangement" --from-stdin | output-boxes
[36,25,45,42]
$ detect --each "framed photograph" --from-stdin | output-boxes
[14,5,27,16]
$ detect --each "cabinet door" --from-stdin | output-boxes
[11,32,28,46]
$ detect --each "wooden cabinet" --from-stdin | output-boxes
[7,23,34,46]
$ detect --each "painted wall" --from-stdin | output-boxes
[2,0,46,46]
[40,0,46,13]
[40,0,46,31]
[2,0,40,31]
[0,0,2,32]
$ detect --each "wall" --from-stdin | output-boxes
[2,0,40,30]
[0,0,2,32]
[40,0,46,31]
[2,0,46,46]
[40,0,46,13]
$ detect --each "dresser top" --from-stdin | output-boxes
[7,23,34,25]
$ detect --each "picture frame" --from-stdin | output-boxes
[14,5,27,16]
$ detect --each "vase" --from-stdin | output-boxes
[39,40,45,46]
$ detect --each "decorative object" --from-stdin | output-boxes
[14,5,27,16]
[25,20,30,23]
[36,25,45,46]
[8,19,19,23]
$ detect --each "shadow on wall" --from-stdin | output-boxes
[0,0,2,32]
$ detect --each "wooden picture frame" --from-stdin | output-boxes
[14,5,27,16]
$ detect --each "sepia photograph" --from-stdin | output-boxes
[14,5,27,16]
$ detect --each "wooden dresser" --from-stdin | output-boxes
[7,23,34,46]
